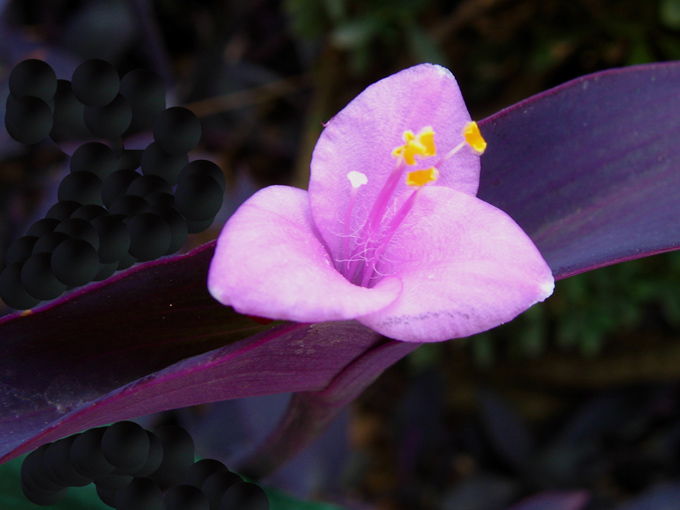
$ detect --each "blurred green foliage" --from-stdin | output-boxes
[285,0,444,74]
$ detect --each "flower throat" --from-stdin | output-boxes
[341,122,486,288]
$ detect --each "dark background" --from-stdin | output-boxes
[2,1,680,509]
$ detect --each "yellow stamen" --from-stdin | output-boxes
[463,121,486,154]
[392,126,437,165]
[406,167,439,187]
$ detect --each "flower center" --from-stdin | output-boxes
[340,122,486,288]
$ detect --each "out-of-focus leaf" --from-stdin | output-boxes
[60,0,137,62]
[331,18,381,50]
[478,389,534,472]
[396,370,446,481]
[441,474,518,510]
[615,483,680,510]
[534,392,636,487]
[506,491,590,510]
[660,0,680,30]
[478,61,680,280]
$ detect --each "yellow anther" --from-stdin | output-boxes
[463,121,486,154]
[406,167,439,187]
[417,126,436,156]
[392,126,437,165]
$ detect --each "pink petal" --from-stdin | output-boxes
[358,186,554,342]
[207,185,402,322]
[309,63,479,260]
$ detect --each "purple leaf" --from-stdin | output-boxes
[478,61,680,279]
[506,491,590,510]
[0,242,388,464]
[2,62,680,481]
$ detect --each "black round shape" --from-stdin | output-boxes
[95,474,132,507]
[114,477,164,510]
[70,204,108,221]
[175,173,223,221]
[84,93,131,138]
[149,425,195,490]
[95,483,119,508]
[43,435,92,487]
[50,79,90,142]
[120,69,166,133]
[183,459,228,488]
[70,427,115,480]
[153,107,201,155]
[20,472,63,502]
[141,142,188,185]
[94,473,133,490]
[92,260,118,281]
[58,170,104,206]
[21,252,67,300]
[151,204,188,255]
[0,263,40,309]
[119,149,144,171]
[9,59,57,101]
[5,235,38,265]
[26,218,60,237]
[21,478,68,506]
[146,191,175,208]
[116,252,137,271]
[21,444,65,493]
[126,174,172,198]
[179,159,226,192]
[46,200,81,221]
[126,212,172,261]
[71,59,120,107]
[102,170,140,208]
[109,194,149,218]
[70,142,118,179]
[54,218,99,251]
[32,231,70,255]
[51,238,99,286]
[186,217,214,234]
[5,94,53,144]
[90,213,130,263]
[134,431,164,478]
[101,421,150,471]
[220,481,269,510]
[201,470,242,510]
[165,484,209,510]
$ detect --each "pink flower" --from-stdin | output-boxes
[208,64,554,342]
